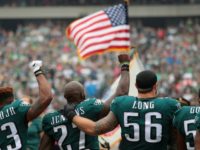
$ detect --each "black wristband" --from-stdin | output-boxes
[67,111,77,122]
[34,69,44,76]
[121,63,129,71]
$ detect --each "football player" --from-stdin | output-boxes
[63,70,180,150]
[173,97,200,150]
[39,54,130,150]
[0,60,53,149]
[194,89,200,150]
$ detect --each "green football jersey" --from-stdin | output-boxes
[110,96,180,150]
[0,99,30,150]
[195,111,200,131]
[173,106,200,150]
[26,117,42,150]
[42,98,104,150]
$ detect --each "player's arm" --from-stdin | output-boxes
[176,129,186,150]
[73,111,118,135]
[167,126,178,150]
[67,109,118,136]
[39,133,54,150]
[195,130,200,150]
[27,61,53,122]
[101,54,130,116]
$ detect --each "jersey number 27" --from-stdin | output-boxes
[53,124,85,150]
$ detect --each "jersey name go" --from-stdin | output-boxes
[0,107,16,120]
[132,101,154,110]
[190,107,200,114]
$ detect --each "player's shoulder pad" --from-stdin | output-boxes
[174,106,186,116]
[42,111,59,123]
[11,99,30,108]
[19,101,31,107]
[162,97,181,109]
[112,95,133,105]
[81,98,103,106]
[93,99,103,106]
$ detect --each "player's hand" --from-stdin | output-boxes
[62,104,77,121]
[118,54,130,64]
[118,54,130,71]
[29,60,43,73]
[29,60,44,76]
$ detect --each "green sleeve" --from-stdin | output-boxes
[35,117,42,132]
[42,115,51,134]
[172,109,183,134]
[172,111,178,127]
[167,98,181,120]
[91,99,104,115]
[110,97,121,117]
[195,113,200,130]
[15,100,31,120]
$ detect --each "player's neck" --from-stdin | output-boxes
[138,91,157,99]
[0,101,7,107]
[0,99,12,107]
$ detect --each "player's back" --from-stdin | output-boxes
[111,96,179,150]
[27,117,42,150]
[43,98,104,150]
[173,106,200,150]
[0,99,30,150]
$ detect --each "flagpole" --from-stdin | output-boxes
[123,0,129,24]
[123,0,130,52]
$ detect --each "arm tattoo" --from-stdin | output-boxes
[95,112,118,135]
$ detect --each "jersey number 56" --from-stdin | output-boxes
[124,112,162,143]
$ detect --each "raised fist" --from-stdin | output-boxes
[118,54,130,64]
[29,60,43,76]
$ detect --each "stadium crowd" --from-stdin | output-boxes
[0,19,200,110]
[0,0,200,6]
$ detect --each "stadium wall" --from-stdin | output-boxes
[0,5,200,19]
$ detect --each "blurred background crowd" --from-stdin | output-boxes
[0,1,199,149]
[0,0,200,110]
[0,18,200,110]
[0,0,200,6]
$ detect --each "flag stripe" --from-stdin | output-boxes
[70,11,104,34]
[78,26,130,47]
[81,46,130,59]
[75,18,111,46]
[80,40,130,56]
[74,21,111,45]
[80,32,130,51]
[81,37,130,52]
[71,13,108,38]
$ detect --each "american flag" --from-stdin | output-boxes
[66,4,130,59]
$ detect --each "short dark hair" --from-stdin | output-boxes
[0,87,14,101]
[136,70,157,93]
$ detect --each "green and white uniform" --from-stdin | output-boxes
[42,98,104,150]
[0,99,30,150]
[111,96,180,150]
[173,106,200,150]
[195,111,200,130]
[26,117,42,150]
